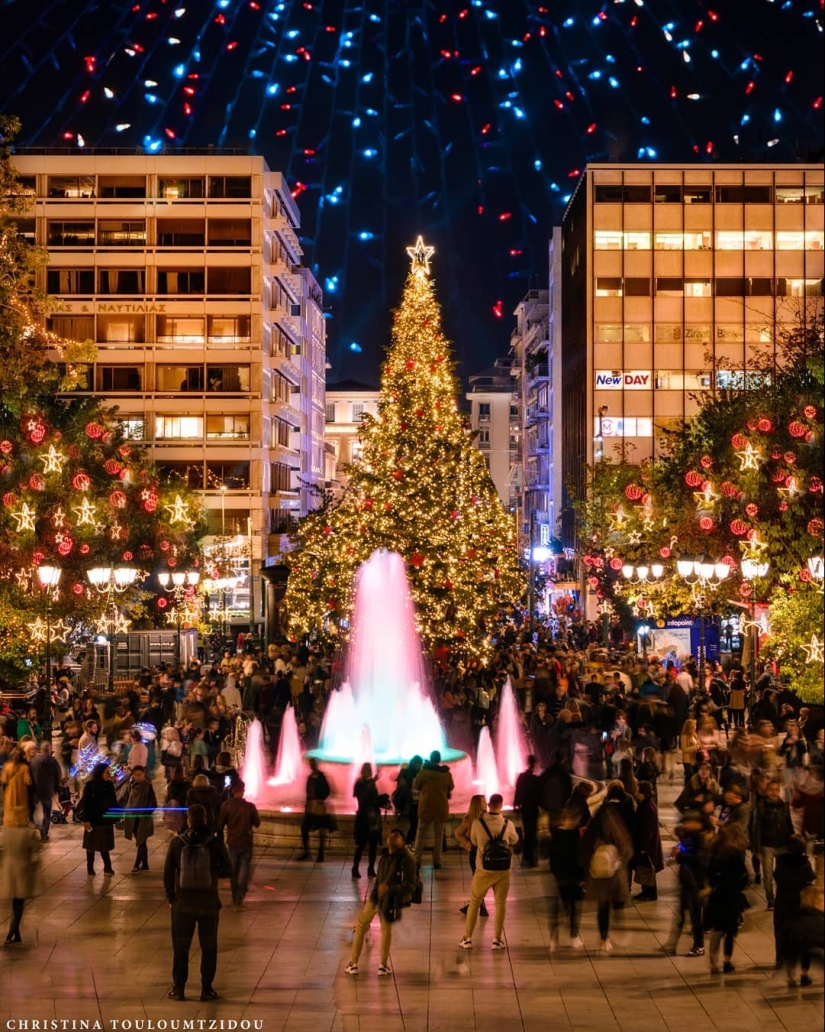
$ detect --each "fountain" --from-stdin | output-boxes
[243,549,528,813]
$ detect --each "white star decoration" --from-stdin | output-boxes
[11,503,36,532]
[164,494,190,526]
[735,442,762,471]
[406,235,435,278]
[38,445,67,474]
[72,498,97,526]
[802,635,824,664]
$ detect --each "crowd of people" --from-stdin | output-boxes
[0,629,822,995]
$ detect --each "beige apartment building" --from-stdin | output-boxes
[557,163,825,548]
[323,379,380,496]
[11,152,327,622]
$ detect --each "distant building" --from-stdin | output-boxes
[324,379,380,495]
[465,358,520,511]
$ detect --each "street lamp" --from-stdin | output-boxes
[675,555,732,691]
[741,555,770,690]
[622,562,664,660]
[86,565,140,693]
[158,567,201,670]
[36,563,62,733]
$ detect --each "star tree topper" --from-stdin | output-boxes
[406,235,435,278]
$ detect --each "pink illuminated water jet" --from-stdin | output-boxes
[495,677,528,788]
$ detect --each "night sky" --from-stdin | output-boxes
[1,0,822,383]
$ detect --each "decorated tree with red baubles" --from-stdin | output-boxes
[576,306,823,701]
[285,239,523,653]
[0,121,204,681]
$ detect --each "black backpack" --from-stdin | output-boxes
[478,816,513,872]
[178,831,215,890]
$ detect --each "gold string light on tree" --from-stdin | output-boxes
[285,238,524,654]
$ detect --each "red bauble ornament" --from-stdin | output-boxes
[660,547,671,559]
[104,459,122,475]
[72,582,84,596]
[72,473,91,491]
[57,537,74,556]
[159,540,170,552]
[699,516,714,531]
[79,543,90,555]
[800,568,812,582]
[119,468,131,482]
[745,503,759,517]
[28,473,45,491]
[803,405,817,419]
[700,454,713,469]
[779,501,789,511]
[384,503,392,512]
[756,417,772,433]
[405,360,415,371]
[109,490,127,509]
[157,597,168,609]
[122,551,133,561]
[2,491,16,508]
[784,451,797,465]
[685,471,703,487]
[0,441,11,455]
[167,557,178,568]
[721,481,737,498]
[809,477,823,493]
[807,518,824,537]
[731,433,746,449]
[118,445,132,458]
[789,420,806,438]
[588,576,599,589]
[466,549,476,559]
[739,582,752,598]
[442,579,453,591]
[450,510,460,521]
[624,484,643,501]
[85,422,103,439]
[746,419,758,432]
[363,498,374,510]
[323,525,333,535]
[730,519,748,536]
[410,553,425,568]
[609,557,623,571]
[393,470,403,480]
[415,408,424,418]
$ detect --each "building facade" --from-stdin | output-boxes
[465,359,520,512]
[11,152,326,619]
[558,162,825,550]
[323,380,380,495]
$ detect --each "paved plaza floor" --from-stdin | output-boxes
[2,777,822,1032]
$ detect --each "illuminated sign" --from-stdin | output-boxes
[595,370,651,389]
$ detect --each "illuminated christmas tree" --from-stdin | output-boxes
[286,238,523,651]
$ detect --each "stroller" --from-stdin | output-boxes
[53,781,78,824]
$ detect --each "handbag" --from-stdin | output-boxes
[589,843,621,879]
[634,855,656,888]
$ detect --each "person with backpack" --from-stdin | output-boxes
[458,793,520,952]
[345,827,419,977]
[454,794,490,918]
[163,802,232,1002]
[579,784,634,953]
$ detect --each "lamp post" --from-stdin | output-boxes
[86,565,140,694]
[158,567,201,671]
[741,556,770,691]
[621,562,665,660]
[36,563,62,734]
[676,555,732,692]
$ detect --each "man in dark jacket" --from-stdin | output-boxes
[513,755,541,867]
[665,811,712,957]
[753,779,794,909]
[30,741,62,842]
[412,751,454,869]
[164,803,232,1002]
[218,779,261,909]
[346,828,418,976]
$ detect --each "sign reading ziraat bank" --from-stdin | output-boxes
[595,370,651,389]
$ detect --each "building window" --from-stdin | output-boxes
[594,231,651,250]
[271,462,294,492]
[715,185,773,204]
[207,365,249,393]
[748,278,774,296]
[47,269,95,294]
[47,315,95,340]
[624,278,651,296]
[206,415,249,440]
[594,231,623,250]
[655,278,684,297]
[654,184,683,203]
[97,315,145,343]
[12,218,36,244]
[594,185,651,203]
[97,366,142,392]
[593,416,653,437]
[325,403,336,422]
[48,176,95,199]
[47,221,95,246]
[776,278,822,297]
[477,428,490,444]
[595,324,651,343]
[478,403,491,419]
[685,278,712,297]
[117,419,145,441]
[595,278,623,297]
[207,267,251,295]
[207,219,252,247]
[655,370,712,390]
[208,315,251,342]
[683,186,712,204]
[157,462,203,488]
[272,418,292,448]
[158,177,205,199]
[716,231,745,250]
[654,232,711,250]
[157,365,205,391]
[208,176,252,199]
[157,316,205,343]
[97,269,146,295]
[157,269,205,294]
[97,220,146,247]
[12,176,36,197]
[207,463,250,490]
[155,416,203,439]
[510,405,519,418]
[157,218,205,247]
[776,186,804,204]
[271,371,292,404]
[351,403,365,421]
[714,278,748,296]
[98,176,146,199]
[777,230,824,250]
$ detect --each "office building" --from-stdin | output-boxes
[465,358,520,511]
[11,152,327,621]
[557,162,825,550]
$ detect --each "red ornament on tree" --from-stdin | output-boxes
[57,537,74,556]
[79,543,90,555]
[700,454,713,469]
[109,490,127,509]
[363,498,374,509]
[28,473,45,491]
[731,432,747,449]
[104,459,122,476]
[730,519,748,536]
[699,516,714,531]
[405,360,416,371]
[157,597,168,609]
[393,470,403,479]
[756,417,773,433]
[660,547,671,559]
[809,477,823,493]
[745,503,759,517]
[2,492,16,508]
[410,553,425,568]
[624,484,643,501]
[72,473,91,491]
[323,525,333,535]
[803,405,817,419]
[685,471,703,487]
[789,420,806,438]
[72,582,84,596]
[85,422,103,439]
[609,557,623,571]
[0,441,11,455]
